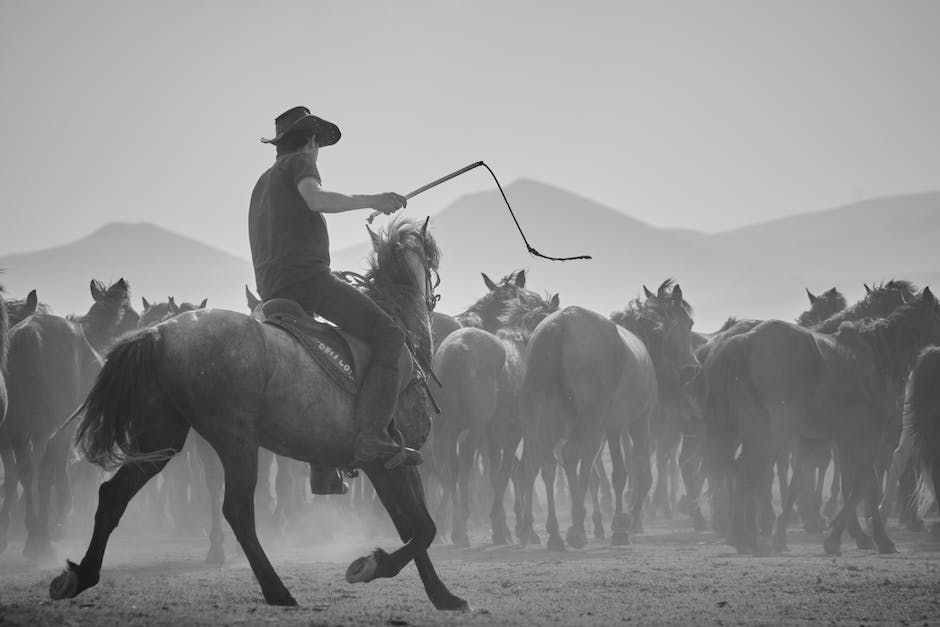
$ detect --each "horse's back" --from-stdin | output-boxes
[433,327,507,432]
[155,308,356,465]
[524,306,654,426]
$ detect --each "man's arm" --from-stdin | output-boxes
[297,177,405,215]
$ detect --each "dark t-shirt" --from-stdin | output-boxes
[248,152,331,299]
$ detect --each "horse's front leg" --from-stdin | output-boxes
[349,465,468,611]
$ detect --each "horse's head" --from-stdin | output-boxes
[368,216,442,313]
[637,279,699,385]
[460,269,530,332]
[910,287,940,347]
[83,278,138,350]
[797,287,846,327]
[138,298,172,328]
[862,280,919,318]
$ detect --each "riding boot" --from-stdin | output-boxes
[309,465,349,495]
[353,363,423,469]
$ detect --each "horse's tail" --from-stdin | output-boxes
[701,334,751,498]
[909,347,940,513]
[73,327,176,471]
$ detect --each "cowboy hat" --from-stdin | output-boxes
[260,106,341,147]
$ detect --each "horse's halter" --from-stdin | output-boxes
[424,264,441,312]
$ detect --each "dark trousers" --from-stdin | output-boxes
[272,272,405,440]
[272,272,404,370]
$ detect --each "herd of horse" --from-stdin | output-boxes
[0,217,938,612]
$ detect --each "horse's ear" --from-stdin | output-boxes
[806,288,818,305]
[421,216,430,239]
[515,270,527,288]
[366,225,382,251]
[116,277,128,292]
[643,285,655,300]
[26,289,37,314]
[90,280,104,302]
[549,293,560,308]
[922,286,935,307]
[672,284,683,304]
[245,285,261,310]
[864,283,872,295]
[142,297,150,310]
[198,298,208,309]
[825,287,839,296]
[168,297,180,315]
[482,273,498,291]
[658,280,671,299]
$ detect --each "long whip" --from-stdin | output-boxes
[368,161,591,262]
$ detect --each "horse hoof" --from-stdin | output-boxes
[823,540,842,556]
[346,554,379,583]
[435,596,471,612]
[49,567,80,600]
[566,527,586,549]
[525,531,541,546]
[266,594,298,607]
[856,535,875,551]
[491,533,509,546]
[594,524,606,540]
[205,546,226,566]
[878,541,898,555]
[546,535,566,552]
[611,532,630,546]
[692,512,708,532]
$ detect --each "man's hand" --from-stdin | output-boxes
[371,193,407,215]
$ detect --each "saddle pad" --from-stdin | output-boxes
[258,298,414,395]
[263,312,360,395]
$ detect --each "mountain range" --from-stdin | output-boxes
[1,184,938,331]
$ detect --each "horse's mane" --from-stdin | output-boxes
[835,291,935,385]
[359,217,441,359]
[719,316,739,333]
[815,280,918,333]
[496,291,559,344]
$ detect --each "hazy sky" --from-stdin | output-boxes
[2,1,938,259]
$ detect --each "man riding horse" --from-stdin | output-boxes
[249,106,421,493]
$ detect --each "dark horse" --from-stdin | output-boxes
[431,286,559,546]
[518,284,698,550]
[700,280,916,538]
[0,287,40,551]
[0,279,137,560]
[705,288,940,555]
[49,218,467,610]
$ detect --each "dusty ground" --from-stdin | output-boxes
[2,507,940,626]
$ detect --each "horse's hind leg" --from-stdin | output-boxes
[350,465,468,611]
[216,441,296,606]
[195,435,225,565]
[608,429,630,545]
[488,431,516,545]
[49,416,188,601]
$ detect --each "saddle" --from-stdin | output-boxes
[256,298,414,395]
